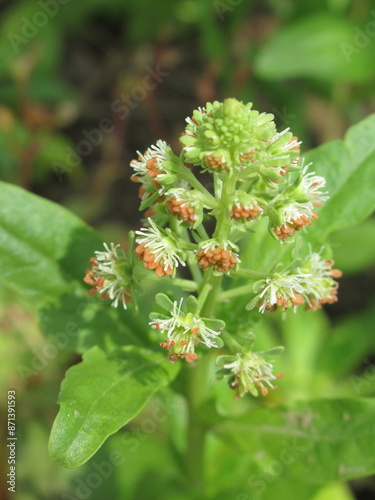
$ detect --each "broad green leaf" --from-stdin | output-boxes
[317,301,375,379]
[108,432,187,500]
[329,218,375,275]
[38,290,149,353]
[305,114,375,238]
[216,398,375,483]
[255,16,374,82]
[49,345,179,468]
[0,181,103,304]
[206,435,319,500]
[278,309,329,399]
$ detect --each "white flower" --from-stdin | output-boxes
[299,166,329,207]
[273,200,319,242]
[257,274,307,313]
[130,140,170,179]
[224,352,283,397]
[297,251,342,309]
[279,202,315,226]
[84,243,131,309]
[135,219,186,276]
[150,298,222,362]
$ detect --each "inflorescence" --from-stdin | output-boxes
[83,98,342,398]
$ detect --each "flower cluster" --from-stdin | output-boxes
[268,167,328,242]
[83,98,341,399]
[247,251,342,313]
[150,294,224,363]
[298,252,342,310]
[135,219,186,277]
[83,243,132,308]
[165,187,205,227]
[130,140,178,203]
[179,99,282,173]
[228,191,263,222]
[196,239,240,273]
[216,350,284,398]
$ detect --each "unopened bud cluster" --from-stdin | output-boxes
[83,98,342,398]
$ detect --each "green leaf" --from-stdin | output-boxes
[255,15,374,82]
[38,290,149,354]
[279,309,329,398]
[305,114,375,237]
[329,218,375,275]
[0,181,103,305]
[155,292,175,312]
[49,345,180,468]
[206,434,320,500]
[317,301,375,379]
[216,398,375,483]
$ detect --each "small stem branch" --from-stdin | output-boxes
[138,269,198,291]
[187,254,202,284]
[172,278,199,291]
[180,166,219,208]
[219,283,255,301]
[221,330,243,353]
[196,282,212,315]
[231,268,268,280]
[195,223,210,241]
[185,368,206,489]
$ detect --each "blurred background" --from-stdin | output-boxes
[1,0,375,498]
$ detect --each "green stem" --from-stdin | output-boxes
[172,278,199,291]
[180,165,219,208]
[200,275,222,317]
[213,172,236,240]
[219,283,254,301]
[138,268,198,291]
[182,172,238,491]
[196,282,213,315]
[185,364,206,489]
[171,220,202,284]
[221,330,243,353]
[187,254,203,284]
[231,268,268,280]
[195,223,210,241]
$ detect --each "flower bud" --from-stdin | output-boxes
[165,187,204,227]
[180,99,276,173]
[227,191,264,222]
[196,239,240,273]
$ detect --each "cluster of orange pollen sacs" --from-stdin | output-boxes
[196,246,237,273]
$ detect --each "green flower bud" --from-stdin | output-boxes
[180,98,276,173]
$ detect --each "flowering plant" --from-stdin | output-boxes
[1,99,375,499]
[85,98,341,382]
